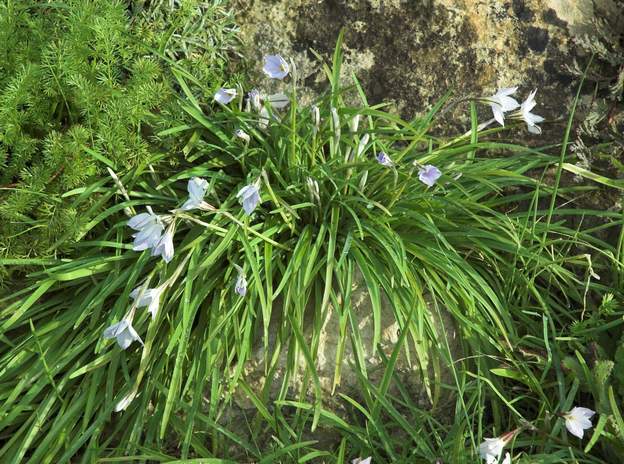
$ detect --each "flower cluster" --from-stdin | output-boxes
[102,176,252,358]
[102,55,551,421]
[484,87,544,134]
[479,406,596,462]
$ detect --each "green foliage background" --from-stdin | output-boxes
[0,0,239,268]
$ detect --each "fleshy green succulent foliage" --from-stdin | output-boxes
[0,0,238,268]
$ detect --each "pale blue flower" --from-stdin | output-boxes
[152,229,174,263]
[130,286,164,319]
[376,152,393,167]
[418,165,442,187]
[214,88,237,104]
[263,55,289,79]
[237,184,261,215]
[103,319,143,350]
[181,177,209,211]
[235,272,247,296]
[128,210,164,251]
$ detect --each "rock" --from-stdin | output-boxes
[235,0,606,138]
[235,269,458,409]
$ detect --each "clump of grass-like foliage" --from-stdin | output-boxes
[1,33,623,463]
[0,0,239,268]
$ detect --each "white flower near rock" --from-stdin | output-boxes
[237,183,261,215]
[214,87,237,104]
[486,87,520,126]
[130,286,164,319]
[263,54,289,79]
[234,129,250,144]
[564,406,595,439]
[181,177,209,211]
[515,89,544,134]
[152,228,174,263]
[128,209,164,252]
[103,319,143,350]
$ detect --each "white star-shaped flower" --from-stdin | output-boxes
[564,406,595,439]
[487,87,520,126]
[214,88,237,104]
[518,89,544,134]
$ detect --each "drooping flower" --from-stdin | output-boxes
[128,209,164,252]
[486,87,520,126]
[352,458,372,464]
[130,286,164,319]
[564,406,595,439]
[234,128,250,144]
[235,272,247,296]
[479,437,505,464]
[181,177,209,211]
[237,183,261,215]
[152,229,174,263]
[311,105,320,134]
[418,165,442,187]
[214,87,237,104]
[248,89,261,111]
[263,54,290,79]
[103,319,143,350]
[376,152,393,167]
[517,89,544,134]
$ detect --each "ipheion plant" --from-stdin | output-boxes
[477,404,596,461]
[103,56,563,452]
[479,86,544,133]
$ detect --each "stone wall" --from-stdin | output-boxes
[235,0,619,137]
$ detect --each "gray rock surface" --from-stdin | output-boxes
[235,0,619,136]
